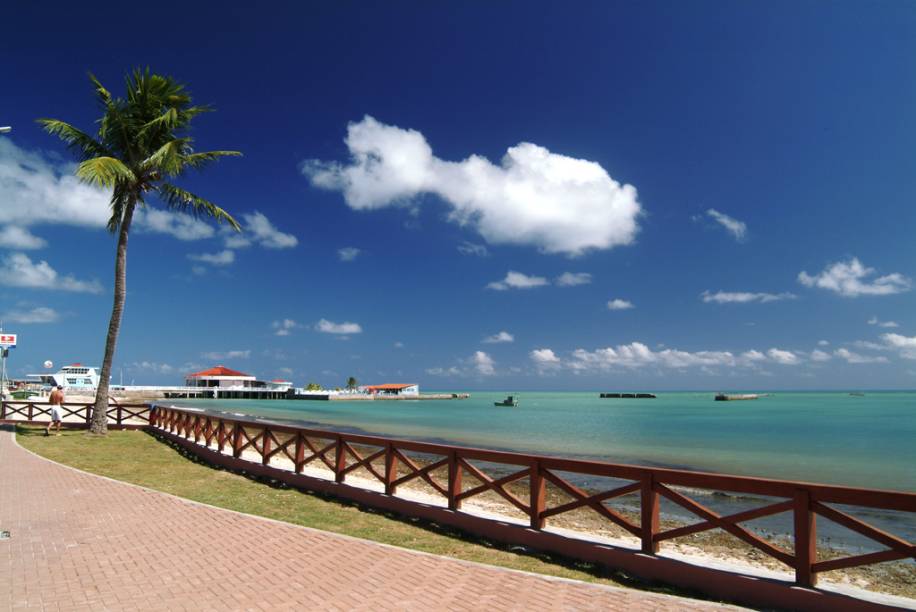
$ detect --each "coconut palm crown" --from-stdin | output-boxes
[38,69,241,434]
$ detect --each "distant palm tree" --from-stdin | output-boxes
[39,69,241,434]
[346,377,358,391]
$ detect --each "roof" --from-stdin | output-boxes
[366,384,417,391]
[187,365,252,378]
[270,379,292,383]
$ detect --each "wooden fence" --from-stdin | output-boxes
[1,401,152,428]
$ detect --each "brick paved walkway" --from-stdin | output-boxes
[0,429,744,611]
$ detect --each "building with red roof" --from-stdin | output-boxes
[364,383,419,396]
[185,365,260,389]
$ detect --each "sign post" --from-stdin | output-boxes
[0,330,17,399]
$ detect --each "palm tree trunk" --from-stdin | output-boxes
[90,200,136,435]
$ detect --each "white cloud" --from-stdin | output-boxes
[607,299,634,310]
[1,305,59,324]
[798,257,911,297]
[303,116,642,256]
[766,348,800,365]
[393,341,404,349]
[134,208,216,241]
[530,348,561,371]
[0,253,102,293]
[0,226,47,249]
[555,272,592,287]
[483,331,514,344]
[487,271,548,291]
[457,241,488,257]
[0,139,225,245]
[223,211,298,249]
[817,340,830,346]
[337,247,361,261]
[425,366,463,377]
[129,361,175,375]
[867,316,899,328]
[706,209,747,241]
[188,250,235,266]
[201,350,250,360]
[471,351,495,375]
[315,319,363,334]
[882,333,916,360]
[810,350,832,362]
[701,290,796,304]
[834,348,889,364]
[272,319,301,336]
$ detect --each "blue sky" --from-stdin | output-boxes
[1,1,915,390]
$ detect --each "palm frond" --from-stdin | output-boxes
[138,107,179,139]
[88,72,112,105]
[142,138,190,177]
[36,119,110,159]
[76,157,136,188]
[158,183,241,230]
[183,150,242,171]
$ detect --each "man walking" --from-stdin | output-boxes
[46,385,64,436]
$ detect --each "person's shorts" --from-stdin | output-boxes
[50,406,62,422]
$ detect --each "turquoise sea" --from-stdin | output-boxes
[168,391,915,492]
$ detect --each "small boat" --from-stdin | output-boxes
[494,395,519,407]
[715,393,761,401]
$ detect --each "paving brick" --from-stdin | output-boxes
[0,429,744,611]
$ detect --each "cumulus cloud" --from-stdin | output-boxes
[1,305,59,324]
[471,351,495,375]
[337,247,361,261]
[834,348,889,364]
[544,343,802,372]
[867,316,898,328]
[457,241,488,257]
[0,253,102,293]
[882,333,916,360]
[201,350,250,360]
[224,211,298,249]
[766,348,800,365]
[483,331,514,344]
[272,319,301,336]
[555,272,592,287]
[303,116,642,256]
[607,299,634,310]
[129,361,175,375]
[706,209,747,241]
[817,340,830,346]
[701,290,796,304]
[188,250,235,266]
[0,139,227,245]
[315,319,363,334]
[798,257,911,297]
[530,348,562,371]
[810,349,832,362]
[0,226,47,249]
[487,271,548,291]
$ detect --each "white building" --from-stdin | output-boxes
[185,365,263,389]
[364,383,419,396]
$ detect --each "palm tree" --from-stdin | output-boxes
[346,377,358,391]
[39,69,241,434]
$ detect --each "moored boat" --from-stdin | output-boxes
[494,395,519,407]
[715,393,761,401]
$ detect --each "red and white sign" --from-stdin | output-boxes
[0,333,16,347]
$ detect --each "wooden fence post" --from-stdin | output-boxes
[261,429,272,466]
[294,433,305,474]
[794,488,817,587]
[335,435,346,483]
[116,405,123,426]
[28,403,33,421]
[529,459,545,529]
[232,423,243,458]
[1,401,6,419]
[641,473,659,554]
[448,451,463,511]
[385,443,399,495]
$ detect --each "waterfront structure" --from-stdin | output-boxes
[364,383,419,396]
[28,363,101,390]
[185,366,262,389]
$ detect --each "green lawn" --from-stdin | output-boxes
[15,425,707,600]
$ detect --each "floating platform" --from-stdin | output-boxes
[600,393,656,399]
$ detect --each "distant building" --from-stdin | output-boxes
[267,379,293,391]
[185,365,264,389]
[364,383,419,396]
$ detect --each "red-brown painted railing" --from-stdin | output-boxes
[1,401,152,427]
[145,404,916,590]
